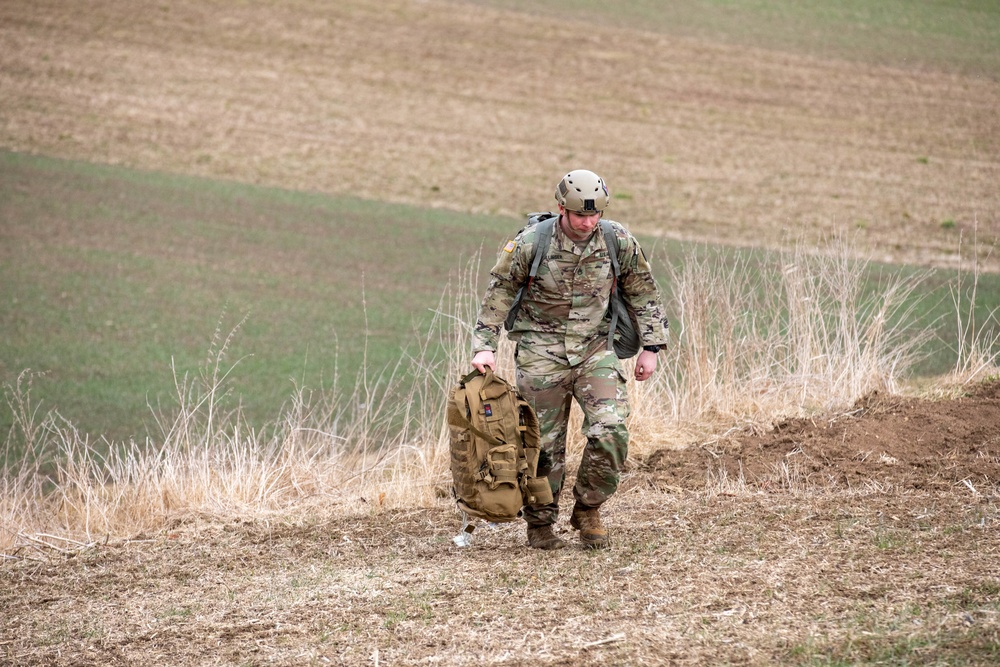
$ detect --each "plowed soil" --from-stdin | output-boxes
[1,0,998,270]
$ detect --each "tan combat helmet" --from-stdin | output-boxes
[554,169,610,215]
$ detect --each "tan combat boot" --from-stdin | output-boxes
[570,502,609,549]
[526,524,566,550]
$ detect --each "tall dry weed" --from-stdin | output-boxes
[0,239,981,552]
[640,238,931,441]
[946,227,1000,386]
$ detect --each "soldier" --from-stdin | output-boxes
[471,169,670,549]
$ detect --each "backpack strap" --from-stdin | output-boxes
[601,220,622,353]
[460,368,482,385]
[504,214,556,331]
[602,221,642,357]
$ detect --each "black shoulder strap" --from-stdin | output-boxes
[600,220,623,352]
[600,220,621,279]
[504,215,556,331]
[528,218,555,281]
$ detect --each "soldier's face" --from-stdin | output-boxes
[559,207,601,242]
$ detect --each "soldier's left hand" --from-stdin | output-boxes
[634,350,658,382]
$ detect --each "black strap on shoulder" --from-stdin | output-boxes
[602,221,642,358]
[600,220,622,353]
[504,215,556,331]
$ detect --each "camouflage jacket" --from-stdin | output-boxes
[472,217,669,366]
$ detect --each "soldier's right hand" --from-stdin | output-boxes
[472,350,497,374]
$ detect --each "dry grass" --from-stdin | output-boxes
[628,238,940,450]
[947,237,1000,387]
[4,239,982,552]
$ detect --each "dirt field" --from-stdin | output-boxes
[1,0,998,270]
[3,381,998,665]
[2,1,1000,663]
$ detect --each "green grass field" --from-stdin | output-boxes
[0,151,519,441]
[3,151,997,444]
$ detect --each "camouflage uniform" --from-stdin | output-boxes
[472,216,669,526]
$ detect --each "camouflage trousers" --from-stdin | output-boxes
[516,344,630,527]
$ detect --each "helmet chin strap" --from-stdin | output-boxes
[558,210,600,243]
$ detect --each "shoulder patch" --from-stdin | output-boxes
[503,240,516,253]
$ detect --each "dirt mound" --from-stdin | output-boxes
[645,379,1000,492]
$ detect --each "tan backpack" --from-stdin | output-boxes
[447,369,553,530]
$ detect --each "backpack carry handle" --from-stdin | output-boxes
[461,368,483,385]
[461,367,495,388]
